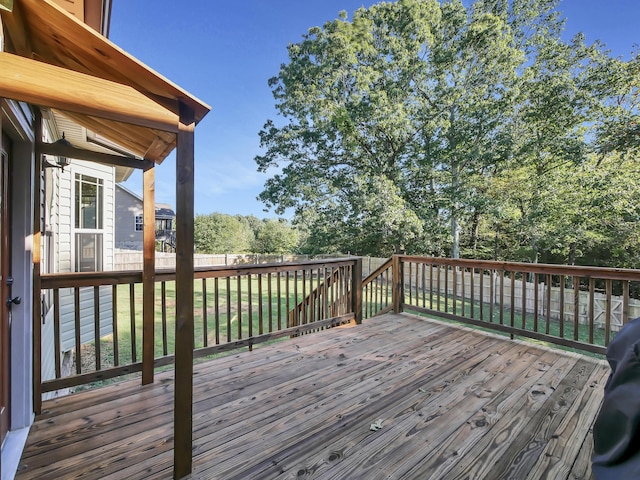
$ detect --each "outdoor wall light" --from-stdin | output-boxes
[43,133,73,172]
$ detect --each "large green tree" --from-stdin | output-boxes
[257,0,639,266]
[251,218,301,254]
[194,213,254,254]
[256,0,531,257]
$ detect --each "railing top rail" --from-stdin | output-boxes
[41,271,143,288]
[362,258,393,288]
[398,255,640,281]
[196,256,360,274]
[41,257,362,288]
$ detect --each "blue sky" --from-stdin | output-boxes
[110,1,639,218]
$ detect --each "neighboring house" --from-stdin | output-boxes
[115,184,176,251]
[0,1,210,478]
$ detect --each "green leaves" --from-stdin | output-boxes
[255,0,640,266]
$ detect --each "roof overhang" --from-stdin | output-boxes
[0,0,210,163]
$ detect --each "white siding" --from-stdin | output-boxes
[59,286,114,352]
[56,161,116,353]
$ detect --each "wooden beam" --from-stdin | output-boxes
[174,102,195,480]
[8,0,210,124]
[32,108,42,415]
[38,140,153,170]
[0,52,179,133]
[58,110,170,163]
[0,0,30,56]
[142,162,155,385]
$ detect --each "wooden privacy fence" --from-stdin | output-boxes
[363,255,640,355]
[37,258,361,397]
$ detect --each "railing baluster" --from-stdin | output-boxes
[202,278,208,348]
[267,273,273,333]
[460,267,465,317]
[129,283,137,363]
[294,270,299,326]
[559,276,565,338]
[622,279,630,328]
[75,287,81,374]
[444,266,449,313]
[237,275,243,341]
[415,261,419,308]
[573,276,580,341]
[258,273,264,335]
[408,262,413,306]
[214,278,220,345]
[53,288,61,378]
[451,266,456,315]
[385,267,390,309]
[588,277,595,345]
[226,276,231,343]
[605,279,612,346]
[248,274,253,349]
[324,267,329,320]
[499,270,504,326]
[533,273,538,333]
[94,285,101,371]
[421,263,426,308]
[437,265,441,311]
[480,268,486,321]
[546,274,552,335]
[470,267,475,319]
[112,285,119,366]
[277,272,282,330]
[161,282,168,356]
[286,271,291,327]
[429,264,433,310]
[521,273,526,330]
[510,272,515,335]
[489,269,494,322]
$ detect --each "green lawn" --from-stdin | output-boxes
[363,287,610,358]
[82,274,339,378]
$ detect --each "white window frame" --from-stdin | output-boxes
[72,171,105,272]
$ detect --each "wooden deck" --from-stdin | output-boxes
[16,313,609,480]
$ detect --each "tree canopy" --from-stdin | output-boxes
[256,0,640,267]
[194,213,301,255]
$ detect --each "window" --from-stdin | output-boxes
[135,214,143,231]
[75,174,104,272]
[156,218,173,231]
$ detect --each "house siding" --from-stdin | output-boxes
[54,161,115,357]
[114,184,143,250]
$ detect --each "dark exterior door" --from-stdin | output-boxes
[0,132,11,445]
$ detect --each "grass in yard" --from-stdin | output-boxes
[363,289,610,358]
[77,274,336,388]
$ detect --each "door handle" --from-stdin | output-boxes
[6,296,21,308]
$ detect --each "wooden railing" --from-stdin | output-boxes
[363,255,640,355]
[37,258,361,396]
[38,254,635,398]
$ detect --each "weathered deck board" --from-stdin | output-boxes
[16,313,609,480]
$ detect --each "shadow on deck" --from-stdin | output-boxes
[17,313,608,479]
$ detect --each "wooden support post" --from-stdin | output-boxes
[174,102,195,480]
[352,257,362,324]
[392,255,404,314]
[32,109,42,415]
[142,162,155,385]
